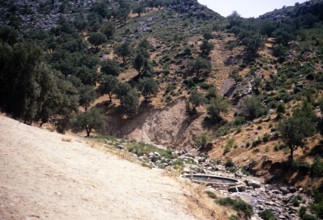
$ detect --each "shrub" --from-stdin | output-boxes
[299,206,306,219]
[252,138,262,147]
[311,157,323,176]
[225,159,235,168]
[263,133,271,142]
[205,191,217,199]
[240,95,266,121]
[217,197,253,218]
[259,209,276,220]
[302,214,318,220]
[292,197,300,207]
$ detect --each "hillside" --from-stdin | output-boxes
[1,0,323,219]
[0,115,215,220]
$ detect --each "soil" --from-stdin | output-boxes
[0,115,211,220]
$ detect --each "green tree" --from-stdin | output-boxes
[138,38,153,51]
[138,77,159,100]
[121,89,140,115]
[101,59,120,76]
[259,210,275,220]
[240,96,266,121]
[0,26,19,45]
[79,85,97,110]
[73,108,105,137]
[98,75,118,102]
[115,82,140,115]
[88,32,107,48]
[189,90,206,113]
[101,22,115,39]
[0,41,42,123]
[133,4,145,17]
[207,97,229,122]
[200,40,214,56]
[187,57,211,76]
[115,42,132,63]
[278,106,317,162]
[133,50,152,75]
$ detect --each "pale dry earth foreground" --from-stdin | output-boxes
[0,115,210,220]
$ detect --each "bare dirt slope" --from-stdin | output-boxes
[0,115,206,220]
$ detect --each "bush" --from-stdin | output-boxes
[292,197,300,207]
[217,197,253,218]
[311,157,323,176]
[259,210,276,220]
[205,191,217,199]
[302,214,318,220]
[240,95,266,121]
[299,206,307,219]
[225,159,235,168]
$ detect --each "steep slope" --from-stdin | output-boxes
[0,115,212,220]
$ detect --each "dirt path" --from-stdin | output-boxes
[0,116,207,220]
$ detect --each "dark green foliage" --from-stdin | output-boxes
[115,42,132,63]
[101,59,120,76]
[138,77,159,100]
[189,90,206,110]
[302,214,318,220]
[101,22,115,39]
[318,98,323,135]
[72,108,105,137]
[207,97,229,122]
[187,57,211,76]
[121,88,140,116]
[115,82,140,115]
[205,191,217,199]
[200,40,214,56]
[217,197,253,218]
[311,185,323,219]
[240,95,266,121]
[88,32,107,47]
[203,32,214,40]
[133,4,145,17]
[98,75,118,102]
[311,157,323,176]
[225,159,235,168]
[0,26,19,45]
[133,50,152,75]
[299,206,307,219]
[0,41,41,123]
[79,85,97,109]
[278,103,317,161]
[259,209,276,220]
[292,197,300,207]
[276,103,285,113]
[138,38,153,51]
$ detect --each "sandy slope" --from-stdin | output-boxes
[0,116,206,220]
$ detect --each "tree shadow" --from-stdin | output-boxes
[309,140,323,157]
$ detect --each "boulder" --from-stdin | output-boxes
[228,185,246,193]
[245,179,262,189]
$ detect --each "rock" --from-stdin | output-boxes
[278,215,286,219]
[280,186,290,195]
[117,144,125,149]
[245,179,262,189]
[182,167,190,173]
[288,186,297,193]
[282,193,294,203]
[228,185,246,193]
[256,205,264,210]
